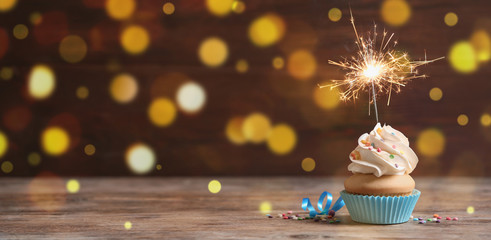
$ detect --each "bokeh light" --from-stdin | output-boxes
[267,124,297,155]
[162,2,175,15]
[120,25,150,55]
[1,161,12,173]
[59,35,88,63]
[225,117,246,145]
[28,152,41,166]
[28,65,56,100]
[13,24,28,40]
[259,201,272,214]
[429,87,443,101]
[125,143,156,175]
[242,112,271,144]
[287,49,317,81]
[313,85,340,110]
[232,1,245,14]
[29,12,42,25]
[381,0,411,27]
[481,113,491,127]
[301,157,315,172]
[272,56,284,69]
[124,221,132,230]
[416,128,445,158]
[470,30,491,63]
[449,41,477,74]
[0,67,13,80]
[248,13,285,47]
[208,179,221,194]
[198,37,228,67]
[156,164,162,170]
[28,172,66,212]
[109,73,139,104]
[206,0,234,17]
[105,0,135,20]
[328,8,342,22]
[176,82,206,114]
[457,114,469,126]
[41,127,70,156]
[0,0,16,12]
[0,131,7,158]
[444,12,458,27]
[66,179,80,193]
[235,59,248,73]
[84,144,96,156]
[76,86,89,99]
[148,98,177,127]
[467,206,475,214]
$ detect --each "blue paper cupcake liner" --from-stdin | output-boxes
[340,189,420,224]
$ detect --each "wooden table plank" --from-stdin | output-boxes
[0,177,489,239]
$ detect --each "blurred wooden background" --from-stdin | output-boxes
[0,0,490,176]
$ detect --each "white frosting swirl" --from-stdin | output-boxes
[348,123,418,177]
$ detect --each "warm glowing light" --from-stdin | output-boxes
[121,25,150,55]
[301,157,316,172]
[381,0,411,27]
[287,49,317,81]
[208,180,221,194]
[28,65,56,100]
[41,127,70,156]
[162,2,175,15]
[444,12,458,27]
[206,0,234,17]
[30,12,42,25]
[467,206,475,214]
[76,86,89,99]
[28,173,66,212]
[313,85,340,110]
[242,112,271,144]
[59,35,87,63]
[0,131,7,158]
[248,13,285,47]
[0,0,16,12]
[259,201,272,214]
[429,87,443,101]
[481,113,491,127]
[449,41,477,74]
[457,114,469,126]
[225,117,247,145]
[156,164,162,170]
[84,144,96,156]
[13,24,28,39]
[1,161,13,173]
[235,59,248,73]
[148,98,177,127]
[232,0,245,14]
[328,8,342,22]
[0,67,13,80]
[66,179,80,193]
[272,56,284,69]
[28,152,41,166]
[416,128,445,158]
[126,143,156,175]
[470,30,491,62]
[198,37,228,67]
[106,0,135,20]
[124,221,132,230]
[176,82,206,114]
[267,124,297,155]
[110,73,139,104]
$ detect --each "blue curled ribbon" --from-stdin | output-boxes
[301,191,345,217]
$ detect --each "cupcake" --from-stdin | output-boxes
[340,123,421,224]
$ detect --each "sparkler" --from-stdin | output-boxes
[319,9,444,122]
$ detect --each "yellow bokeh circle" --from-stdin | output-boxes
[84,144,96,156]
[301,157,316,172]
[287,49,317,81]
[457,114,469,126]
[162,2,175,15]
[328,8,342,22]
[444,12,458,27]
[470,30,491,63]
[267,124,297,155]
[248,13,285,47]
[66,179,80,193]
[235,59,248,73]
[449,41,477,74]
[206,0,234,17]
[0,0,17,12]
[59,35,87,63]
[198,37,228,67]
[481,113,491,127]
[106,0,135,20]
[124,221,132,230]
[259,201,272,214]
[225,117,247,145]
[208,179,221,194]
[125,143,156,175]
[242,112,271,144]
[148,98,177,127]
[232,1,245,14]
[313,86,340,110]
[429,87,443,101]
[30,12,42,25]
[0,67,13,80]
[28,65,56,100]
[76,86,89,99]
[1,161,13,173]
[416,128,445,158]
[109,73,139,104]
[13,24,28,40]
[272,56,284,69]
[41,127,70,156]
[28,152,41,166]
[381,0,411,27]
[121,25,150,55]
[467,206,475,214]
[0,131,8,158]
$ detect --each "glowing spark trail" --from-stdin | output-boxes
[319,9,444,122]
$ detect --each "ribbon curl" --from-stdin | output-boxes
[302,191,345,218]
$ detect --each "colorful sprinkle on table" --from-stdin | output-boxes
[390,154,394,159]
[446,217,452,220]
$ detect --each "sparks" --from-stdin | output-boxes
[319,9,443,122]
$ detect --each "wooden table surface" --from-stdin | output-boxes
[0,177,489,239]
